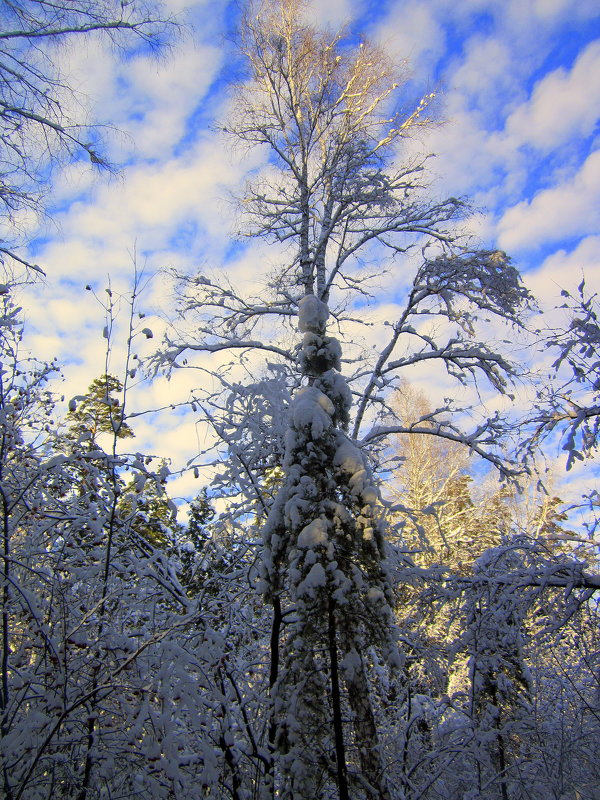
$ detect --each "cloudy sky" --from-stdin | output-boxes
[15,0,600,509]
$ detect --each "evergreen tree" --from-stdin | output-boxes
[65,374,134,447]
[261,295,398,798]
[177,488,217,592]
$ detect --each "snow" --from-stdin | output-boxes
[297,294,329,333]
[367,587,385,603]
[291,385,334,439]
[284,493,312,530]
[360,485,379,507]
[362,526,375,542]
[332,437,364,476]
[300,333,342,372]
[328,433,381,507]
[297,518,329,547]
[315,369,352,409]
[340,649,362,680]
[296,562,327,595]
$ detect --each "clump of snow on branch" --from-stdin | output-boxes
[297,518,329,547]
[299,332,342,374]
[297,294,329,333]
[290,385,335,440]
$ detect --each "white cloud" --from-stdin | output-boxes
[115,42,224,159]
[506,39,600,150]
[497,149,600,251]
[305,0,360,29]
[31,129,262,285]
[163,0,218,14]
[530,0,600,21]
[60,33,223,162]
[375,0,593,88]
[493,0,600,40]
[373,0,600,232]
[449,35,521,112]
[372,0,446,79]
[51,163,98,206]
[412,107,520,201]
[525,235,600,305]
[109,44,223,159]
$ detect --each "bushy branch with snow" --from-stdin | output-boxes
[523,281,600,469]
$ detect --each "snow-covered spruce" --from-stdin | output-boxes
[261,294,398,799]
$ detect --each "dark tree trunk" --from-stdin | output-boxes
[328,599,349,800]
[345,648,392,800]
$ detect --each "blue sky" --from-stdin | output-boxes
[16,0,600,507]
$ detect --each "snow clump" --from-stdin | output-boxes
[333,434,380,507]
[297,518,329,547]
[340,649,362,680]
[299,332,342,374]
[296,562,327,596]
[291,385,334,440]
[298,294,329,333]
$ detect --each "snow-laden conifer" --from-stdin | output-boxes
[261,292,398,798]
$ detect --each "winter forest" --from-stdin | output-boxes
[1,0,599,798]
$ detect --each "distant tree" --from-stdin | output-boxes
[388,383,512,574]
[200,370,292,525]
[361,379,600,800]
[118,464,179,548]
[458,548,534,800]
[63,374,181,549]
[441,527,598,800]
[188,487,215,544]
[176,487,216,591]
[66,373,134,446]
